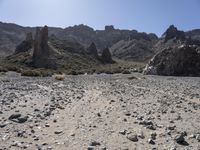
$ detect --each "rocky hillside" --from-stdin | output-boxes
[144,25,200,76]
[3,26,115,74]
[1,22,200,65]
[0,22,157,58]
[110,39,156,61]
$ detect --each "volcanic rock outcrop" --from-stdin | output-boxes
[86,42,99,59]
[101,48,115,64]
[32,26,56,69]
[162,25,185,42]
[143,45,200,76]
[15,33,33,54]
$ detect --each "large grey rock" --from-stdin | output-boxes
[144,45,200,76]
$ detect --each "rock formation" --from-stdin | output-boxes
[32,26,56,69]
[15,33,33,54]
[143,45,200,76]
[86,42,99,59]
[101,48,115,64]
[162,25,185,42]
[105,25,115,31]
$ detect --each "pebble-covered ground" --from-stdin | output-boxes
[0,72,200,150]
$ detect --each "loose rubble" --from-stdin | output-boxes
[0,72,200,149]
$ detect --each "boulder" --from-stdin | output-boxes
[143,45,200,76]
[101,48,115,64]
[15,32,33,54]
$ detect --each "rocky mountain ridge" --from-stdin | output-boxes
[144,25,200,76]
[0,22,158,57]
[1,22,200,61]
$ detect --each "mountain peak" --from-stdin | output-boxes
[162,25,185,41]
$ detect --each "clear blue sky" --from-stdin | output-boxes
[0,0,200,36]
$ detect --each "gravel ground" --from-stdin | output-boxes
[0,72,200,150]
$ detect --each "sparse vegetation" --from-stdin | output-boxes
[21,69,53,77]
[21,70,42,77]
[0,66,8,72]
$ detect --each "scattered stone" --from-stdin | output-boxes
[119,130,126,135]
[127,134,138,142]
[45,123,50,127]
[167,125,176,130]
[88,146,95,150]
[150,132,157,140]
[17,116,28,123]
[196,134,200,141]
[8,114,21,120]
[89,141,101,146]
[174,133,188,145]
[148,138,155,145]
[54,130,63,134]
[138,131,145,139]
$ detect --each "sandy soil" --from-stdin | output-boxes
[0,72,200,150]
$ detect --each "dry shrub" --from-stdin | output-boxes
[21,70,42,77]
[53,74,65,81]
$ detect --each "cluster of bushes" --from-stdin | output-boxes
[21,69,53,77]
[0,60,145,77]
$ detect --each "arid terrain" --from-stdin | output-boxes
[0,72,200,150]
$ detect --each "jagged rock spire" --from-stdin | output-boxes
[162,25,185,41]
[86,42,99,58]
[101,47,115,64]
[32,26,56,69]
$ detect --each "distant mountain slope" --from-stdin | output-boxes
[0,22,200,62]
[4,26,115,75]
[0,22,62,57]
[185,29,200,41]
[0,22,157,58]
[110,39,156,61]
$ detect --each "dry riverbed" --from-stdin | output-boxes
[0,72,200,150]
